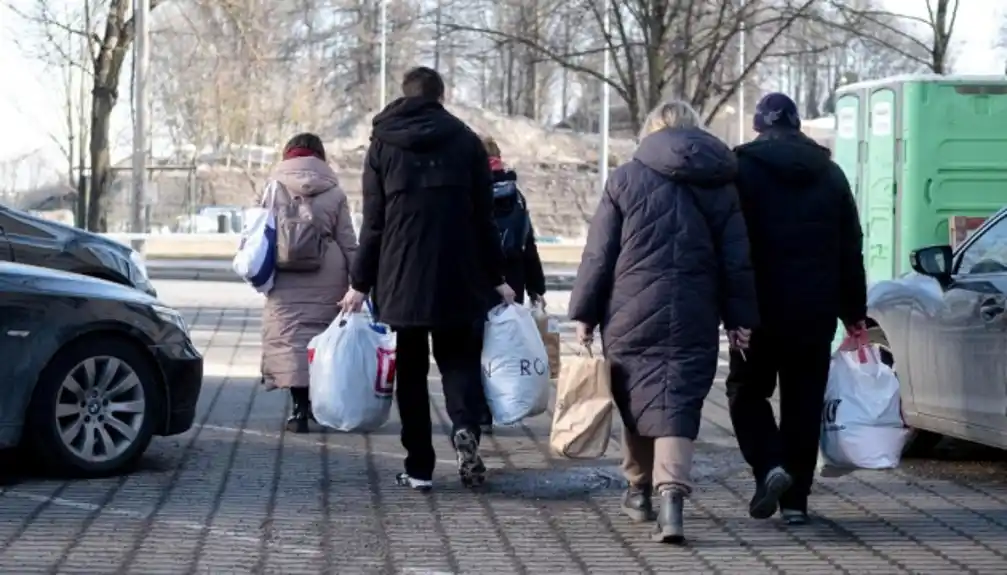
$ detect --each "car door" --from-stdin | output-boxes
[926,215,1007,431]
[0,277,46,446]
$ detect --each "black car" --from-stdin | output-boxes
[0,262,202,476]
[0,204,156,296]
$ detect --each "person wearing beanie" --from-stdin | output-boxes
[726,92,868,526]
[260,133,359,433]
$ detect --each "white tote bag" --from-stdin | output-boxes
[232,187,277,293]
[481,304,551,425]
[819,345,909,476]
[307,308,396,432]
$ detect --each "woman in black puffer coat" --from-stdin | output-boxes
[568,100,759,544]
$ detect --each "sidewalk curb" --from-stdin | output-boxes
[148,266,577,290]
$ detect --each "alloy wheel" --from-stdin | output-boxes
[54,356,147,463]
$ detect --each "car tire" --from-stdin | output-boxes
[866,324,942,458]
[23,336,163,477]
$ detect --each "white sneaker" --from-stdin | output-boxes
[396,472,432,492]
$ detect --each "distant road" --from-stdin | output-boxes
[146,259,578,289]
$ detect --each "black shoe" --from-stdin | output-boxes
[652,488,685,544]
[453,428,486,488]
[286,392,312,434]
[621,484,655,523]
[396,473,433,493]
[749,467,793,519]
[286,412,309,433]
[780,507,809,525]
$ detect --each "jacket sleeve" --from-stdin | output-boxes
[471,140,506,288]
[350,141,384,293]
[711,186,759,330]
[523,219,547,297]
[332,194,359,266]
[567,179,622,327]
[835,167,868,326]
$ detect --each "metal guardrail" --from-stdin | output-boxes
[102,233,587,265]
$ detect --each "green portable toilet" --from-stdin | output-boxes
[832,74,1007,285]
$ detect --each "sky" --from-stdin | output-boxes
[1,0,1005,187]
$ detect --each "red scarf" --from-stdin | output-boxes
[488,155,505,172]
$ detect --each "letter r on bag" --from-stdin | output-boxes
[375,347,396,397]
[520,359,531,376]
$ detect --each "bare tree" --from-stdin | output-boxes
[12,0,163,231]
[449,0,819,132]
[758,0,926,119]
[0,152,49,200]
[827,0,959,74]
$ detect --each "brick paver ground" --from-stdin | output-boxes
[2,280,1007,574]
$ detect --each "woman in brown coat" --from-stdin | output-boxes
[261,133,358,433]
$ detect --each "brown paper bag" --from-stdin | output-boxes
[550,349,613,459]
[531,304,561,379]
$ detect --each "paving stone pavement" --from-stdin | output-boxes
[2,280,1007,574]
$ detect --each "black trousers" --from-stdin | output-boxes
[393,323,485,481]
[725,326,833,511]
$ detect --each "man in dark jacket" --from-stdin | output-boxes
[726,92,868,525]
[340,67,515,491]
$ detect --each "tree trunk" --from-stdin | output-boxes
[87,87,116,232]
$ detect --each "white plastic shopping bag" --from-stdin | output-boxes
[818,344,909,476]
[232,187,278,293]
[307,307,396,432]
[481,304,550,425]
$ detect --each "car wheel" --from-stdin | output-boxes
[866,324,942,458]
[24,336,163,477]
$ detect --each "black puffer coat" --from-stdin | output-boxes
[734,129,867,333]
[568,127,759,439]
[351,97,505,327]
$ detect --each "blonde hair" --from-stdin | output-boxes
[481,135,502,157]
[638,99,703,140]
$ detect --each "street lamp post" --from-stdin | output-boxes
[599,0,611,191]
[131,0,150,239]
[737,0,746,145]
[379,0,388,108]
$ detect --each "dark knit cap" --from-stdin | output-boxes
[753,92,801,133]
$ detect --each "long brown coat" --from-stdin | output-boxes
[261,156,358,390]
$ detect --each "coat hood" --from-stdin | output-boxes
[735,129,833,185]
[371,97,468,151]
[633,127,737,188]
[270,156,341,197]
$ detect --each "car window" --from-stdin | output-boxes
[957,216,1007,275]
[0,206,51,238]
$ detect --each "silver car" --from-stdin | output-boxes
[868,207,1007,454]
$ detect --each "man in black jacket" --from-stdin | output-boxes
[726,92,868,525]
[341,67,515,491]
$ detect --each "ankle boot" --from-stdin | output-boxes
[621,484,655,522]
[652,487,685,544]
[287,388,311,433]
